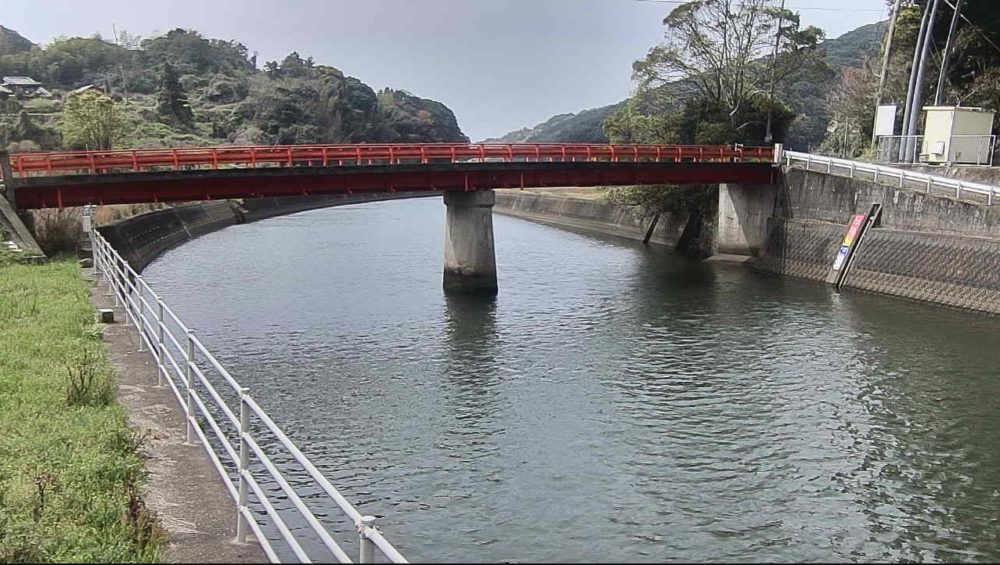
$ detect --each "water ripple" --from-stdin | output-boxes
[143,199,1000,563]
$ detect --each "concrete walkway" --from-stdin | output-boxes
[88,271,266,563]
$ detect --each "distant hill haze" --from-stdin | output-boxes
[481,22,886,151]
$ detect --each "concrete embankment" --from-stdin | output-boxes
[496,174,1000,315]
[494,189,689,246]
[99,192,433,272]
[757,168,1000,314]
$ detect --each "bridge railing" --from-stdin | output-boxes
[91,227,408,564]
[783,150,998,205]
[10,143,773,177]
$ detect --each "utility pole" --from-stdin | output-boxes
[875,0,903,107]
[874,0,903,145]
[904,0,943,161]
[935,0,964,105]
[112,23,129,104]
[899,0,933,160]
[764,0,786,145]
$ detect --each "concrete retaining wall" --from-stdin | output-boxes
[99,193,433,272]
[781,168,1000,238]
[494,190,688,247]
[756,168,1000,314]
[99,201,238,272]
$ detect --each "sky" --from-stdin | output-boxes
[3,0,889,141]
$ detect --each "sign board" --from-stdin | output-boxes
[873,105,897,137]
[831,214,866,272]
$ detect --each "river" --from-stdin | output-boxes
[143,196,1000,563]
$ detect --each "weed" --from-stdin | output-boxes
[1,258,162,561]
[31,208,83,256]
[123,475,165,552]
[65,348,115,407]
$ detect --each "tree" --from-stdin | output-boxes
[156,62,194,126]
[60,90,127,150]
[624,0,823,145]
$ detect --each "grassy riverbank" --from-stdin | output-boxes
[0,251,161,562]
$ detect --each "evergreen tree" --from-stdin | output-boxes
[156,62,194,126]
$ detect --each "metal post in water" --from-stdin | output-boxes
[359,516,376,563]
[185,329,196,445]
[236,387,251,543]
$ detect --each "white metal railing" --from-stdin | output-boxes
[783,150,999,206]
[875,135,923,164]
[91,226,408,564]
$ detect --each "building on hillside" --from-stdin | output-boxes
[68,84,107,97]
[1,76,51,99]
[0,85,12,100]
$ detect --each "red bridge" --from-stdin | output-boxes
[2,143,776,210]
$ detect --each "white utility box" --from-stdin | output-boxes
[921,106,995,165]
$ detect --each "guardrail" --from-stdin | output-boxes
[783,150,999,205]
[91,225,408,564]
[10,143,774,177]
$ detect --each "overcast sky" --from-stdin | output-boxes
[5,0,888,141]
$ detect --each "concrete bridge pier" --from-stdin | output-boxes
[716,183,778,256]
[443,190,498,295]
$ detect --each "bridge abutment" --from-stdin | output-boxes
[716,183,777,256]
[443,190,498,295]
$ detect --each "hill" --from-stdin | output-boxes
[0,25,34,56]
[482,21,886,150]
[0,27,467,151]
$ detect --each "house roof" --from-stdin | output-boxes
[70,84,98,94]
[2,76,41,86]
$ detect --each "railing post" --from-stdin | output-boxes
[990,189,995,206]
[185,330,197,445]
[874,168,879,183]
[359,515,376,563]
[957,182,963,199]
[927,177,932,194]
[236,386,251,543]
[137,295,146,352]
[156,298,165,387]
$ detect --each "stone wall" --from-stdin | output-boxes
[752,218,843,282]
[848,229,1000,314]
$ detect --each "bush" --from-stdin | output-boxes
[31,208,82,256]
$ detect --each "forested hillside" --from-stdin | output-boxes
[483,21,885,150]
[0,26,467,151]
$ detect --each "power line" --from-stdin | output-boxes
[941,0,1000,57]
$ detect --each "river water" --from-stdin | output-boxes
[143,197,1000,563]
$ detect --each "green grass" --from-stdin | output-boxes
[0,255,162,562]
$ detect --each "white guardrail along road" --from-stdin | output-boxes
[783,150,999,206]
[91,227,408,564]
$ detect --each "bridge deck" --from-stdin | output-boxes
[3,143,776,209]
